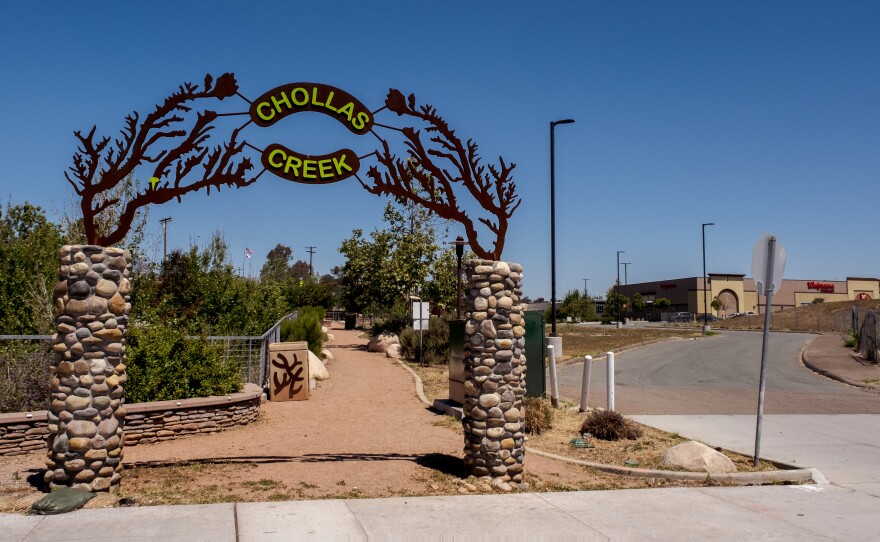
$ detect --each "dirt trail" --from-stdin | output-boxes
[2,325,633,508]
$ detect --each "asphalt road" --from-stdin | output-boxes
[555,331,880,414]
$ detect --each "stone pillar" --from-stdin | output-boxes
[461,259,526,489]
[45,245,130,492]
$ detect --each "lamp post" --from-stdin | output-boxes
[616,250,625,327]
[453,236,466,319]
[622,262,631,321]
[702,222,715,331]
[550,118,575,336]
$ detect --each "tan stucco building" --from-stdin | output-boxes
[625,275,879,320]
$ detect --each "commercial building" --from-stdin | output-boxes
[621,275,879,320]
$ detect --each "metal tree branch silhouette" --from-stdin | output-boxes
[364,89,521,260]
[65,73,256,246]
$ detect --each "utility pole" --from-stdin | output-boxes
[306,246,316,276]
[582,278,589,298]
[159,217,172,263]
[622,262,631,320]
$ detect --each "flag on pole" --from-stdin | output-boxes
[245,247,254,259]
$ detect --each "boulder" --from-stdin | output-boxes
[325,333,335,342]
[661,441,737,473]
[321,326,329,334]
[386,344,402,359]
[368,332,399,353]
[307,350,330,381]
[320,349,334,362]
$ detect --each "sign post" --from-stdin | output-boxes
[413,301,430,365]
[751,233,787,466]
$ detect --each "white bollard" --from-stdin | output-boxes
[579,355,593,412]
[547,345,560,408]
[606,351,615,411]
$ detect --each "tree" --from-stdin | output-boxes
[260,244,293,283]
[547,289,596,323]
[290,260,311,281]
[631,292,646,315]
[339,199,443,314]
[603,282,629,319]
[0,202,63,334]
[711,296,724,314]
[654,297,671,309]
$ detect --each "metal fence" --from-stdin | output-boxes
[0,309,300,389]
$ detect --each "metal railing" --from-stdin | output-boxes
[0,309,301,388]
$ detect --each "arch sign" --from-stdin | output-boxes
[66,72,520,260]
[249,82,372,184]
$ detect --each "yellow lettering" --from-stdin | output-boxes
[302,159,317,179]
[333,154,352,174]
[271,91,291,113]
[256,102,275,121]
[291,87,309,106]
[318,159,334,178]
[311,87,324,107]
[324,91,337,112]
[267,148,286,168]
[352,111,370,131]
[284,155,302,176]
[336,102,354,121]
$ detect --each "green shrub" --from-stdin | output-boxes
[524,396,553,435]
[399,316,449,365]
[0,341,51,413]
[126,320,242,403]
[844,330,857,348]
[370,313,407,337]
[283,306,325,355]
[580,410,643,441]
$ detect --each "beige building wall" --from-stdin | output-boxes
[847,278,879,300]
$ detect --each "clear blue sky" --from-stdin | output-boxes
[2,1,878,300]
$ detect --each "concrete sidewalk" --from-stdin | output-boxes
[5,484,879,541]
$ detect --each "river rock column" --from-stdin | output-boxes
[45,245,130,492]
[461,259,526,488]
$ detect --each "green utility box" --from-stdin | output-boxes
[524,310,546,398]
[447,319,466,405]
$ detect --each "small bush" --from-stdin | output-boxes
[844,330,857,348]
[284,306,325,355]
[0,342,51,413]
[370,313,407,337]
[399,316,449,365]
[579,410,643,441]
[523,397,553,435]
[126,320,242,403]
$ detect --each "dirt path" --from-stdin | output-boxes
[1,325,693,509]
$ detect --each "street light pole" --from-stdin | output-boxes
[616,250,624,326]
[582,278,589,298]
[622,262,631,321]
[550,118,575,337]
[702,222,715,330]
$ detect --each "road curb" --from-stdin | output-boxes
[801,340,880,394]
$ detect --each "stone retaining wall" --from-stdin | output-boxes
[0,391,261,457]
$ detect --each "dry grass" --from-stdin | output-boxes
[714,299,880,333]
[550,324,704,361]
[526,400,779,473]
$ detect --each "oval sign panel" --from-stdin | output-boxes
[249,82,373,135]
[261,143,360,184]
